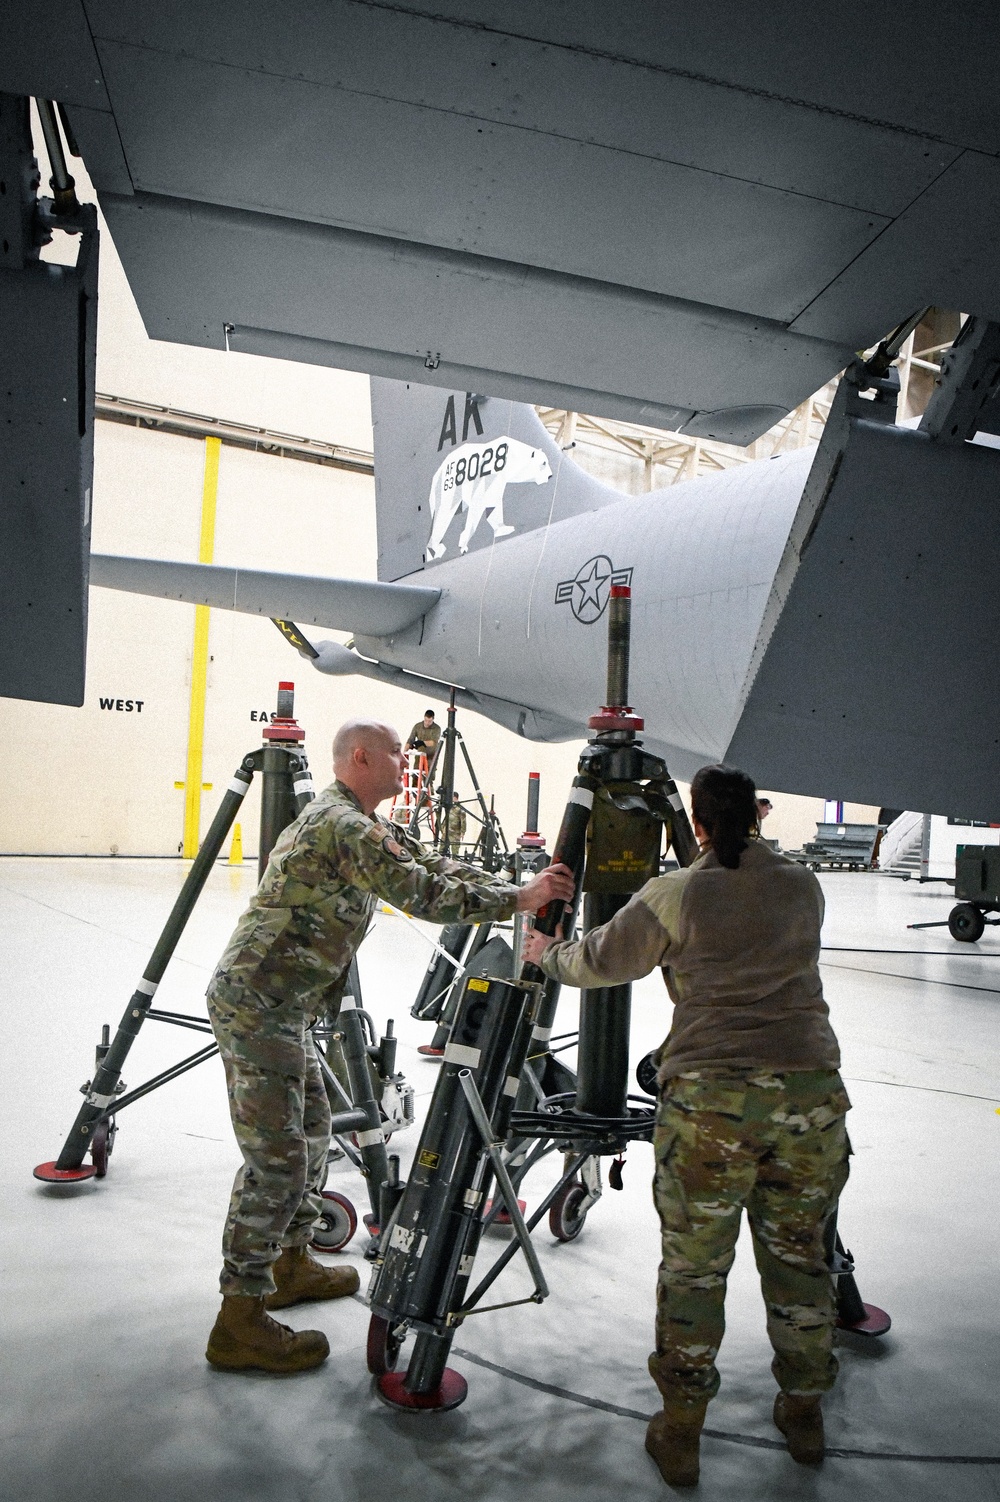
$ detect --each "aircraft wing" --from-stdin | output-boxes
[89,555,439,636]
[12,6,1000,442]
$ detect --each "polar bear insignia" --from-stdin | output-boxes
[426,436,552,561]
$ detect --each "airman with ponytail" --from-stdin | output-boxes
[523,764,849,1485]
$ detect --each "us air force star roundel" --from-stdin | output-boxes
[555,556,634,624]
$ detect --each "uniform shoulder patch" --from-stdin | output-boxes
[364,821,415,865]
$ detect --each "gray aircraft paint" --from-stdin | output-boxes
[91,374,1000,818]
[372,380,628,580]
[10,5,1000,441]
[358,387,810,769]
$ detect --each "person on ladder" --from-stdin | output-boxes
[405,708,441,762]
[522,765,851,1485]
[205,718,574,1375]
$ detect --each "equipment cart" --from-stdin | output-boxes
[793,822,881,872]
[947,845,1000,941]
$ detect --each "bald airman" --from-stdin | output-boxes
[204,718,574,1375]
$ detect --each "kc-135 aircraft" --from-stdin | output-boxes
[7,9,1000,819]
[92,315,1000,823]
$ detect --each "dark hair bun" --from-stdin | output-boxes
[689,765,759,869]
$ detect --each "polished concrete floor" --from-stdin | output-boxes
[1,858,998,1501]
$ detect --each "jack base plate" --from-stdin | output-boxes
[417,1045,445,1058]
[375,1367,468,1411]
[485,1198,527,1227]
[837,1302,891,1337]
[33,1160,97,1183]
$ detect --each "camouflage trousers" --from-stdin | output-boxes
[207,980,332,1297]
[652,1069,851,1407]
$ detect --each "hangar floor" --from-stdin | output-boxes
[1,857,998,1502]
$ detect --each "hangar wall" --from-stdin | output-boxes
[0,409,594,856]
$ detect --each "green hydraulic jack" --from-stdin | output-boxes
[32,685,407,1249]
[365,585,700,1409]
[33,682,314,1184]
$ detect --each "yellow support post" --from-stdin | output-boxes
[228,822,243,865]
[182,437,221,858]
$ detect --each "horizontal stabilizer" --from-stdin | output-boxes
[89,555,439,636]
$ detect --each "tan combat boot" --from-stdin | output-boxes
[773,1392,825,1464]
[645,1402,709,1487]
[206,1295,330,1373]
[264,1245,361,1310]
[646,1354,708,1486]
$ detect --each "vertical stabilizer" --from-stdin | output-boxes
[371,378,622,581]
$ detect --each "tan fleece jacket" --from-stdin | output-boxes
[539,839,839,1080]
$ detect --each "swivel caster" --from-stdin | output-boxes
[366,1314,404,1375]
[549,1181,589,1242]
[311,1190,357,1251]
[91,1116,117,1179]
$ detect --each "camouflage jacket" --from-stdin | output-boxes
[209,780,518,1012]
[446,805,467,845]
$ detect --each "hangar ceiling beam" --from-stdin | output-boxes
[94,392,374,473]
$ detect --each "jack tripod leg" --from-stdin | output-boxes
[825,1210,892,1336]
[410,923,472,1023]
[34,763,254,1182]
[338,962,390,1228]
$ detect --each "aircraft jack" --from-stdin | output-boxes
[366,585,890,1412]
[405,687,508,865]
[365,587,692,1407]
[33,685,411,1250]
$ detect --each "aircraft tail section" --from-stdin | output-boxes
[371,377,626,581]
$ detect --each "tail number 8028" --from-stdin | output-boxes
[445,442,508,491]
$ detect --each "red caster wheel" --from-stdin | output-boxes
[549,1181,589,1242]
[367,1314,405,1375]
[311,1190,358,1251]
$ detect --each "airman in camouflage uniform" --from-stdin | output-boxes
[525,763,852,1479]
[208,779,520,1301]
[205,718,575,1374]
[652,1069,850,1408]
[446,795,467,851]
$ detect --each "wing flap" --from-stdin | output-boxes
[89,555,439,637]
